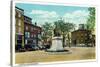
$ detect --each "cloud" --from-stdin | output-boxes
[30,10,59,26]
[72,10,89,17]
[30,10,59,19]
[62,10,89,30]
[40,11,59,19]
[30,9,89,28]
[63,10,89,24]
[30,10,48,15]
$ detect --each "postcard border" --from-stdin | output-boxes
[11,0,98,66]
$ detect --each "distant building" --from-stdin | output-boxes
[71,29,91,46]
[15,7,24,50]
[71,24,92,47]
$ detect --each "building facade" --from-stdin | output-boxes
[24,15,32,50]
[71,24,94,47]
[24,15,42,50]
[15,7,24,50]
[15,7,42,51]
[71,29,91,46]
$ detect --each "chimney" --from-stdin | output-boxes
[35,22,37,26]
[79,24,84,30]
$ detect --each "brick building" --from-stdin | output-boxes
[15,7,24,50]
[24,15,42,50]
[15,7,42,51]
[71,29,91,47]
[71,24,93,47]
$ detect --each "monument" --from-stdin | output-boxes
[47,26,65,52]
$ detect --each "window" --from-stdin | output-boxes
[38,34,41,38]
[18,20,21,26]
[25,32,30,38]
[25,40,27,44]
[26,26,28,30]
[25,32,28,38]
[31,34,33,37]
[38,30,40,34]
[81,40,83,42]
[31,27,33,31]
[18,27,21,33]
[85,34,87,36]
[33,40,36,44]
[18,12,21,17]
[34,34,36,38]
[28,32,30,38]
[81,33,83,36]
[17,35,22,40]
[33,28,37,30]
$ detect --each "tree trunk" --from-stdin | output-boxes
[62,34,65,48]
[68,34,71,48]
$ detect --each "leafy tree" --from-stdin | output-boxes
[54,19,75,47]
[86,7,95,30]
[42,22,53,36]
[85,7,95,47]
[41,22,53,45]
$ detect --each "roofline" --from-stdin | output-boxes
[24,22,42,29]
[15,6,24,11]
[24,15,32,20]
[72,29,91,33]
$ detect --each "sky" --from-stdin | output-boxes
[16,3,90,29]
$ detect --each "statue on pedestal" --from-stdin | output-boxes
[53,26,61,37]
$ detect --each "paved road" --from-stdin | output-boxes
[15,47,95,64]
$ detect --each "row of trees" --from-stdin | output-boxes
[41,18,75,47]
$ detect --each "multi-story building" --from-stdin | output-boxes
[24,15,32,50]
[30,23,42,49]
[71,29,91,46]
[24,15,42,50]
[71,24,92,47]
[15,7,24,51]
[15,7,42,51]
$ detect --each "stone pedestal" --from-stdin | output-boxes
[47,37,64,52]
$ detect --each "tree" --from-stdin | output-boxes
[54,19,75,47]
[86,7,95,30]
[42,22,53,37]
[41,22,53,46]
[86,7,95,47]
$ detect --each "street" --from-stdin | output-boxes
[15,47,95,64]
